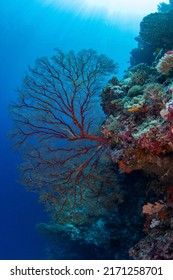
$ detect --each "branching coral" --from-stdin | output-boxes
[10,48,118,226]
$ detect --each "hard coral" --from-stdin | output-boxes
[101,59,173,176]
[127,85,143,97]
[140,11,173,48]
[100,79,125,116]
[125,63,152,86]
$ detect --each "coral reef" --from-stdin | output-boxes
[101,49,173,260]
[130,7,173,68]
[129,37,155,67]
[101,64,173,179]
[158,0,173,13]
[124,63,153,86]
[156,51,173,74]
[129,194,173,260]
[10,4,173,260]
[140,11,173,48]
[38,170,147,259]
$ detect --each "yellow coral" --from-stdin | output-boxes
[127,106,141,113]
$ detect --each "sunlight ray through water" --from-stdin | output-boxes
[39,0,169,17]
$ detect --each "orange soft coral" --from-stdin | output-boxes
[142,200,165,215]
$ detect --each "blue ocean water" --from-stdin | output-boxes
[0,0,156,259]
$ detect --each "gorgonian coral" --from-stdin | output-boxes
[10,48,119,226]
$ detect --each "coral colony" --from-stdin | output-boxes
[10,2,173,259]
